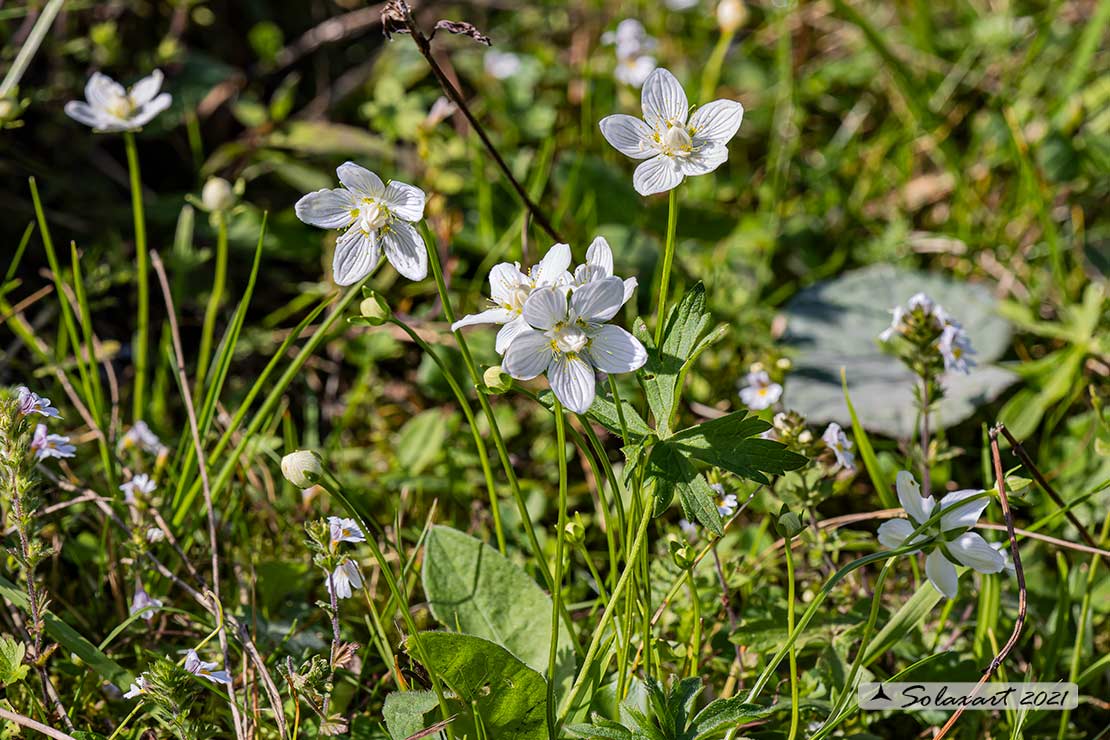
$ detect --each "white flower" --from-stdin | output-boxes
[31,424,75,460]
[938,323,976,375]
[201,177,236,212]
[15,386,61,418]
[451,242,573,354]
[615,54,657,88]
[878,292,948,341]
[876,471,1005,599]
[711,482,738,517]
[145,527,165,543]
[679,519,698,540]
[502,278,647,413]
[295,162,428,284]
[64,70,171,132]
[129,580,163,622]
[327,560,364,600]
[484,50,522,80]
[667,0,701,9]
[123,675,147,699]
[600,67,744,196]
[571,237,638,303]
[119,473,156,504]
[822,423,855,470]
[602,19,656,59]
[119,420,166,456]
[184,649,232,686]
[716,0,748,31]
[738,370,782,410]
[281,450,323,488]
[328,516,366,545]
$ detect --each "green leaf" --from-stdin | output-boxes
[647,442,723,536]
[841,369,894,508]
[684,696,770,740]
[642,284,713,438]
[565,719,635,739]
[396,410,451,474]
[862,582,942,665]
[783,265,1016,437]
[669,411,808,484]
[422,526,576,703]
[382,690,443,740]
[406,632,548,740]
[0,635,28,685]
[666,677,704,735]
[537,391,653,441]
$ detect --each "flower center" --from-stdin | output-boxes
[548,323,589,354]
[105,94,134,119]
[357,199,390,232]
[662,125,693,157]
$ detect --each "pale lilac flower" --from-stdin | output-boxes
[31,424,75,460]
[129,580,163,622]
[119,420,166,456]
[328,516,366,546]
[938,323,976,375]
[123,675,147,699]
[502,278,647,413]
[738,370,782,410]
[600,68,744,196]
[15,387,61,419]
[184,649,232,686]
[327,560,364,600]
[64,70,171,132]
[679,519,698,540]
[876,471,1005,599]
[822,423,855,470]
[295,162,428,284]
[711,483,738,517]
[484,50,522,79]
[451,243,573,354]
[119,473,156,504]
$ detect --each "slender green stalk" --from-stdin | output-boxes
[653,188,680,346]
[699,29,735,103]
[547,399,569,739]
[123,132,150,421]
[0,0,64,98]
[785,538,799,740]
[685,570,701,678]
[195,210,229,395]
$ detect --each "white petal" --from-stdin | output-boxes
[295,188,357,229]
[570,276,625,323]
[632,154,684,196]
[64,101,105,129]
[495,316,532,355]
[522,286,567,330]
[947,532,1006,574]
[678,142,730,177]
[533,243,573,285]
[925,549,959,600]
[332,229,379,286]
[549,353,596,413]
[587,325,646,373]
[129,93,172,127]
[381,221,427,281]
[383,181,425,222]
[622,277,638,305]
[451,307,515,331]
[129,70,164,107]
[85,72,124,108]
[688,99,744,143]
[877,519,915,549]
[585,237,614,275]
[488,262,529,303]
[599,114,657,160]
[896,471,934,525]
[938,489,990,533]
[337,162,384,197]
[502,330,553,380]
[641,68,689,129]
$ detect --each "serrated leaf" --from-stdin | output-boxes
[648,442,723,536]
[0,636,28,685]
[669,411,808,483]
[684,696,770,740]
[643,284,713,438]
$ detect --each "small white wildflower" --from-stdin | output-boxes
[119,420,165,456]
[738,369,782,411]
[201,177,236,212]
[15,386,61,419]
[184,649,232,686]
[64,70,171,132]
[31,424,75,460]
[679,518,698,540]
[123,675,147,699]
[119,473,156,504]
[667,0,701,10]
[711,482,738,517]
[822,422,855,470]
[145,527,165,543]
[716,0,748,32]
[502,278,647,413]
[602,19,656,59]
[571,237,638,302]
[600,67,744,196]
[328,516,366,546]
[615,55,656,88]
[938,323,976,375]
[281,450,323,488]
[484,50,522,80]
[876,471,1005,599]
[295,162,428,284]
[327,560,364,600]
[129,580,163,622]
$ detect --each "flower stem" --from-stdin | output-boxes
[785,537,799,740]
[700,29,735,103]
[123,131,149,421]
[195,210,229,396]
[654,187,680,346]
[685,570,701,678]
[547,398,568,739]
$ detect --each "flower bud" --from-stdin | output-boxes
[358,291,392,326]
[775,504,804,539]
[483,365,512,394]
[564,514,585,546]
[281,450,323,488]
[717,0,748,33]
[669,539,697,570]
[201,177,236,212]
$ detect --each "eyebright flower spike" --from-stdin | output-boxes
[938,322,976,374]
[711,483,738,517]
[119,473,156,504]
[327,560,364,600]
[295,162,428,284]
[876,470,1005,599]
[16,386,61,419]
[738,369,782,410]
[502,277,647,413]
[600,67,744,196]
[119,420,166,456]
[822,422,855,470]
[184,649,232,686]
[129,580,163,622]
[328,517,366,546]
[123,675,147,699]
[31,424,75,460]
[64,70,171,132]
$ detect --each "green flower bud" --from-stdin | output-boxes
[669,539,697,570]
[358,291,392,326]
[564,513,585,546]
[775,504,805,539]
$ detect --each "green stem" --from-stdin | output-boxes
[547,399,569,739]
[699,29,735,103]
[685,570,701,678]
[123,131,149,421]
[654,188,680,346]
[195,210,229,395]
[785,537,799,740]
